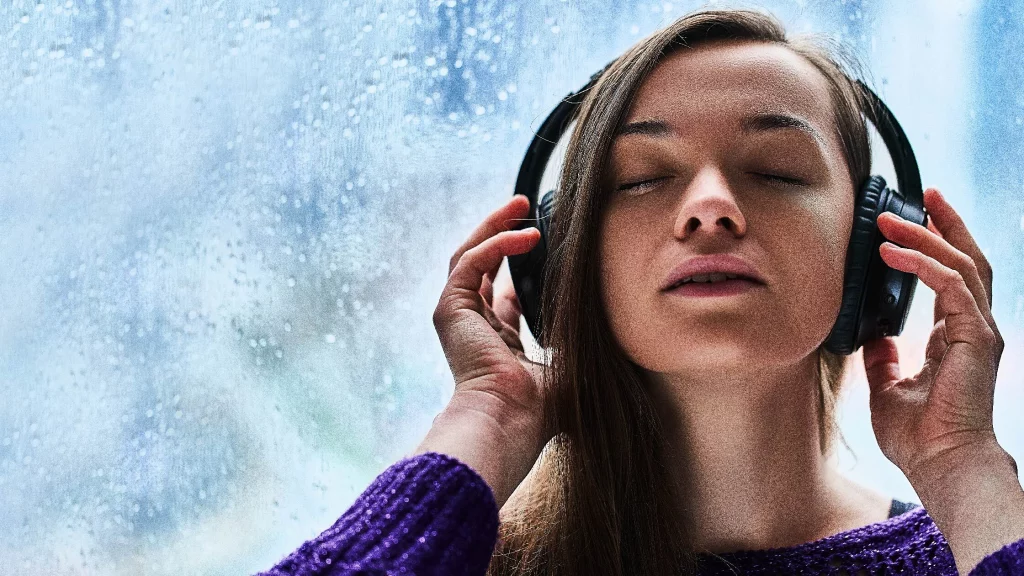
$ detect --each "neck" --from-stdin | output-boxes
[647,352,889,553]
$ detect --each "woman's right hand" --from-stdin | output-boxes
[413,194,552,509]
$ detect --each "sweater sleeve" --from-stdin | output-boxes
[968,537,1024,575]
[254,451,500,576]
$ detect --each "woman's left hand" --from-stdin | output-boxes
[861,187,1010,484]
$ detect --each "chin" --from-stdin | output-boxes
[632,338,754,374]
[635,330,818,376]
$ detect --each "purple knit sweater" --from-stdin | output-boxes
[256,451,1024,576]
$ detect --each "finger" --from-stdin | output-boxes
[879,242,995,358]
[480,256,502,306]
[863,324,948,398]
[440,227,540,316]
[876,209,995,332]
[922,188,993,308]
[862,336,902,395]
[480,300,524,353]
[449,195,532,277]
[434,229,540,380]
[492,265,523,331]
[480,274,494,307]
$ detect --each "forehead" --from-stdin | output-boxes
[625,40,836,139]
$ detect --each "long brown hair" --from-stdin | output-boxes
[488,8,873,576]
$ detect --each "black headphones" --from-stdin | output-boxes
[507,62,928,355]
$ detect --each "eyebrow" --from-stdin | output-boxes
[613,112,826,146]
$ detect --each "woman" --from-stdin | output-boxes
[257,8,1024,576]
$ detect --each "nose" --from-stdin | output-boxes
[673,166,748,240]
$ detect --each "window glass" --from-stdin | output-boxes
[1,1,1021,574]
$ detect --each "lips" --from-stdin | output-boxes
[661,254,766,292]
[667,273,760,290]
[666,277,763,297]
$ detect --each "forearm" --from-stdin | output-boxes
[411,392,545,510]
[910,441,1024,575]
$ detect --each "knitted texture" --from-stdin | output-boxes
[257,452,1024,576]
[695,505,1024,575]
[256,451,499,576]
[694,506,954,574]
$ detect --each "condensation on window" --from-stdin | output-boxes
[0,1,1021,574]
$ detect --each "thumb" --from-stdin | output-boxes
[862,336,901,395]
[492,266,523,331]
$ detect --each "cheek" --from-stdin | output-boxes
[597,213,649,339]
[772,211,851,340]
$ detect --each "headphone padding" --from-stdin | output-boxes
[825,175,887,355]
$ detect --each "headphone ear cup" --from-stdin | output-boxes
[508,189,556,348]
[825,175,887,355]
[528,189,556,346]
[537,189,555,251]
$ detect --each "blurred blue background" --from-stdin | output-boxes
[1,0,1022,574]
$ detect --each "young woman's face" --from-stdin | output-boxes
[598,40,856,380]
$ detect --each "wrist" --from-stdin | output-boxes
[413,400,546,510]
[907,439,1024,575]
[907,436,1015,494]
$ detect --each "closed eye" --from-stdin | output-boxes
[616,176,668,192]
[616,173,805,192]
[756,173,806,186]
